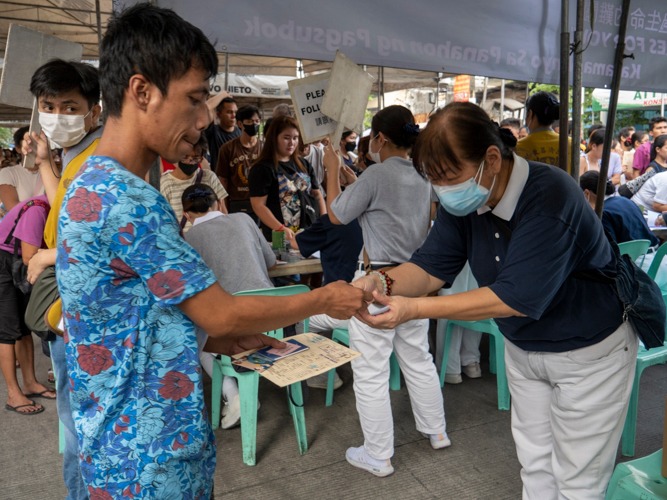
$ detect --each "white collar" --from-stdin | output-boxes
[476,153,529,221]
[192,211,224,227]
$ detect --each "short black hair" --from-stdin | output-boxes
[30,59,100,109]
[587,123,604,138]
[588,128,606,147]
[100,3,218,118]
[371,105,418,150]
[500,118,521,131]
[580,170,614,196]
[193,134,209,155]
[236,104,260,123]
[649,116,667,132]
[13,126,29,150]
[526,91,560,126]
[217,97,236,112]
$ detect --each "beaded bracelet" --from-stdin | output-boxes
[369,270,394,296]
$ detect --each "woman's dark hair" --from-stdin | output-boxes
[650,135,667,162]
[253,115,305,173]
[341,131,355,141]
[358,135,370,157]
[631,130,649,149]
[526,91,560,126]
[193,134,208,155]
[13,126,29,151]
[236,104,260,123]
[588,128,606,147]
[587,123,604,138]
[579,170,615,196]
[371,105,419,150]
[413,102,516,181]
[181,183,218,214]
[618,126,633,142]
[30,59,100,109]
[100,3,218,118]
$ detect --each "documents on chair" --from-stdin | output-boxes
[232,332,361,387]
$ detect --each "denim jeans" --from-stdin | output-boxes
[51,335,88,500]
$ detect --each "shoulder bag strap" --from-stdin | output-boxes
[363,248,371,274]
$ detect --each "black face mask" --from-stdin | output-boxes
[364,158,376,167]
[178,162,199,176]
[344,141,356,152]
[243,123,260,137]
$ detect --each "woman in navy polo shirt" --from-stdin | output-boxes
[354,102,637,499]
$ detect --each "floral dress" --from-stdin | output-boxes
[57,156,218,500]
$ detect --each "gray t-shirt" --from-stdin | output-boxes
[185,212,276,349]
[330,156,433,264]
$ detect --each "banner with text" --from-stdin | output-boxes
[147,0,667,92]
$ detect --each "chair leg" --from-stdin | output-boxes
[325,368,336,407]
[238,374,260,466]
[389,352,401,390]
[621,364,642,457]
[489,333,497,375]
[439,322,454,387]
[211,359,223,430]
[493,334,510,411]
[59,419,65,454]
[288,383,308,455]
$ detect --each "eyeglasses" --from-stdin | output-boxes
[181,156,203,164]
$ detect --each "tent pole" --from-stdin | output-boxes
[95,0,102,50]
[595,0,632,219]
[224,53,229,92]
[570,0,584,182]
[559,0,570,173]
[378,67,385,110]
[661,93,665,117]
[500,79,505,122]
[482,77,488,109]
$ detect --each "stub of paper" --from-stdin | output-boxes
[232,333,361,387]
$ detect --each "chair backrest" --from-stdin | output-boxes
[617,239,651,261]
[648,242,667,280]
[233,285,312,338]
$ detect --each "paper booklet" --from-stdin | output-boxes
[232,332,362,387]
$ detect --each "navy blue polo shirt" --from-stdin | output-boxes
[410,156,624,353]
[295,214,363,284]
[602,196,659,246]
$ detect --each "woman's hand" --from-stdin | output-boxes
[355,290,419,330]
[323,143,342,173]
[283,226,295,242]
[340,164,358,186]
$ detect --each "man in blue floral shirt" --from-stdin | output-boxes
[56,5,369,499]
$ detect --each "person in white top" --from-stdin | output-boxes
[631,170,667,211]
[581,128,622,186]
[0,127,45,211]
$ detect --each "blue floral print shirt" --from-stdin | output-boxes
[56,156,218,500]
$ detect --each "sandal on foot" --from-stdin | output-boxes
[5,403,44,415]
[24,390,56,400]
[47,369,55,385]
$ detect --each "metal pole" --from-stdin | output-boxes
[379,67,385,109]
[482,77,488,109]
[559,0,570,173]
[595,0,632,219]
[224,53,229,92]
[500,79,505,122]
[570,0,584,182]
[95,0,102,50]
[661,92,665,117]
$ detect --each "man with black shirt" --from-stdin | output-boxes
[217,104,261,220]
[204,96,241,172]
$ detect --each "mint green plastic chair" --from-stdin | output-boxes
[324,327,401,406]
[618,239,651,262]
[210,285,311,466]
[621,243,667,457]
[48,341,65,455]
[439,319,510,411]
[605,449,667,499]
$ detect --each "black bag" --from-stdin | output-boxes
[490,214,666,349]
[3,199,50,295]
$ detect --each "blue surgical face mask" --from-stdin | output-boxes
[432,160,496,217]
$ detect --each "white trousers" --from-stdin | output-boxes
[504,322,638,500]
[435,263,482,374]
[348,316,446,460]
[308,314,348,335]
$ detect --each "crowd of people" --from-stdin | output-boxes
[0,4,665,500]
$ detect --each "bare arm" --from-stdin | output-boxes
[653,201,667,213]
[250,195,294,240]
[27,247,57,284]
[0,184,19,211]
[312,188,327,215]
[22,131,59,205]
[21,241,40,266]
[323,145,343,225]
[610,173,621,186]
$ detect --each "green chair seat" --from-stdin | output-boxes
[605,449,667,499]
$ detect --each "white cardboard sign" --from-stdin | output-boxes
[288,72,338,144]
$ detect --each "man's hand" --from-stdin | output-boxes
[27,248,55,284]
[206,91,231,125]
[205,333,286,356]
[320,281,373,319]
[351,274,383,296]
[355,290,418,330]
[22,131,51,166]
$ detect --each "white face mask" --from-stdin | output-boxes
[39,110,91,148]
[369,134,386,164]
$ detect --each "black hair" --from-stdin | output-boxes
[30,59,100,109]
[618,126,633,141]
[13,126,29,150]
[100,3,218,118]
[371,105,419,150]
[587,123,605,138]
[193,134,208,155]
[413,102,516,181]
[650,135,667,163]
[631,130,649,148]
[579,170,615,196]
[500,118,521,131]
[264,117,274,136]
[649,116,667,132]
[217,97,237,112]
[588,128,606,147]
[526,91,560,126]
[342,130,355,141]
[567,120,573,135]
[236,104,260,123]
[181,183,218,214]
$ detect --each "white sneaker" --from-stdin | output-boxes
[220,396,261,429]
[421,432,452,450]
[444,373,462,385]
[462,362,482,379]
[307,370,343,390]
[345,446,394,477]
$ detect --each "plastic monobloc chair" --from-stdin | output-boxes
[48,341,65,455]
[210,285,311,466]
[439,319,510,411]
[325,327,401,407]
[618,239,651,262]
[605,449,667,499]
[621,242,667,457]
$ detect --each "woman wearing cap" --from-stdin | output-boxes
[323,105,446,478]
[353,102,638,498]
